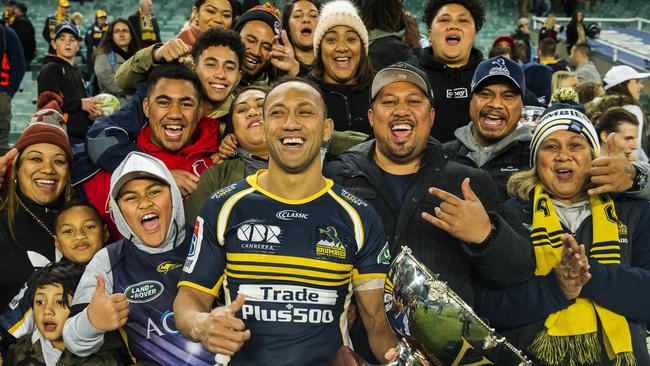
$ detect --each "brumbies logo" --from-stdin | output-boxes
[125,280,164,303]
[489,57,510,76]
[157,261,182,274]
[315,226,346,259]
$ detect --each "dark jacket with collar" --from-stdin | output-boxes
[323,140,535,304]
[312,78,373,136]
[127,12,160,49]
[475,196,650,366]
[10,15,34,65]
[37,55,90,139]
[418,46,483,143]
[368,30,419,72]
[444,124,532,201]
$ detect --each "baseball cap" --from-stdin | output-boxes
[59,0,70,8]
[471,56,525,95]
[110,153,170,200]
[493,36,514,48]
[95,9,107,18]
[53,22,81,40]
[603,65,650,90]
[370,62,434,104]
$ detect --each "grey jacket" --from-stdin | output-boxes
[63,152,185,356]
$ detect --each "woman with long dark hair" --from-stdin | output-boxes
[93,18,139,105]
[565,10,587,55]
[281,0,320,70]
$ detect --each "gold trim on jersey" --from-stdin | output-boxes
[246,170,334,205]
[177,272,225,296]
[327,190,364,253]
[217,187,256,245]
[227,252,353,272]
[8,307,31,335]
[227,263,351,280]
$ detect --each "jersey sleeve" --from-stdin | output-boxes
[179,197,227,297]
[352,206,389,291]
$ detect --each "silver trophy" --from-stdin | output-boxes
[385,247,532,366]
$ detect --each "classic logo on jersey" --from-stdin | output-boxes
[239,284,337,324]
[315,226,346,259]
[340,189,368,207]
[124,280,164,303]
[184,217,204,274]
[276,209,309,221]
[446,87,468,99]
[237,224,281,244]
[210,183,237,200]
[157,261,182,274]
[377,242,391,265]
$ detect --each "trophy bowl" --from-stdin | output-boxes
[385,247,531,366]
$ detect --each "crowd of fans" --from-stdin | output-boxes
[0,0,648,365]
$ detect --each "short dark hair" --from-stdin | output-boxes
[423,0,485,32]
[361,0,403,33]
[54,199,103,230]
[575,81,601,104]
[572,42,591,58]
[488,46,511,58]
[146,63,203,102]
[265,76,328,118]
[282,0,321,41]
[28,262,85,308]
[191,28,246,70]
[539,38,557,57]
[594,106,639,137]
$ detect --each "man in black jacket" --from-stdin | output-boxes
[9,3,34,67]
[324,62,535,361]
[445,57,650,201]
[444,56,531,200]
[418,0,485,143]
[37,23,102,145]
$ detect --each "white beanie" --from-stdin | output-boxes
[313,0,368,57]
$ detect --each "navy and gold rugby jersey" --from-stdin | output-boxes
[179,171,390,366]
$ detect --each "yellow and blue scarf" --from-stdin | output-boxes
[529,184,635,366]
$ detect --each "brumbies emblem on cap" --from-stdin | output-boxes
[489,58,510,76]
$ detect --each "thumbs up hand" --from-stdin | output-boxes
[421,178,493,244]
[87,275,129,332]
[589,132,637,195]
[197,293,251,355]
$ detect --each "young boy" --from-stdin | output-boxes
[5,261,122,365]
[0,200,108,351]
[37,22,103,144]
[64,152,216,365]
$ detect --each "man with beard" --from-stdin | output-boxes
[445,57,650,201]
[324,62,534,362]
[233,3,301,91]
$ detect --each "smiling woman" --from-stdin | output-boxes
[484,103,650,365]
[0,92,73,311]
[309,0,375,135]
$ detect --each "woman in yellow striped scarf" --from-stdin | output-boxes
[474,100,650,366]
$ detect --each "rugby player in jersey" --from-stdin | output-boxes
[174,77,398,365]
[63,152,217,365]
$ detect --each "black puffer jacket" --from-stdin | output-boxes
[38,55,91,139]
[324,140,535,303]
[444,130,531,200]
[315,80,373,136]
[418,47,483,143]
